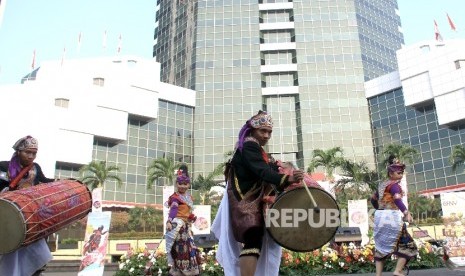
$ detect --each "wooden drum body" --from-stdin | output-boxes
[265,187,340,252]
[0,180,92,254]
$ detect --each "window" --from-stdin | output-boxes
[454,59,465,69]
[55,98,69,108]
[420,45,430,54]
[93,77,105,86]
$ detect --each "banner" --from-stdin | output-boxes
[348,199,369,245]
[78,211,112,276]
[162,186,175,234]
[92,187,103,212]
[441,192,465,268]
[192,205,211,235]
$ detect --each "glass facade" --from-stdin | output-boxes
[55,100,194,205]
[154,0,404,176]
[368,88,465,193]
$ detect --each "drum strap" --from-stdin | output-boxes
[9,163,34,190]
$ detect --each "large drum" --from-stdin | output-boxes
[265,187,339,252]
[0,180,92,254]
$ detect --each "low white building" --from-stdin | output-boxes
[365,39,465,194]
[0,56,196,207]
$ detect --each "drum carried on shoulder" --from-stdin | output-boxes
[0,179,92,254]
[264,185,340,252]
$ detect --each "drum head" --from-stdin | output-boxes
[265,187,339,252]
[0,199,26,254]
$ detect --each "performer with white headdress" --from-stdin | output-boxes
[212,111,304,276]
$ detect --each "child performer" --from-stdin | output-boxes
[165,164,201,276]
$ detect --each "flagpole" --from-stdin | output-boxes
[31,49,36,70]
[61,47,66,67]
[77,32,82,54]
[117,34,122,55]
[102,30,107,54]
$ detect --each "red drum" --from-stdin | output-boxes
[265,187,339,252]
[0,180,92,254]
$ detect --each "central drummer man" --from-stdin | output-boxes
[212,111,304,276]
[0,135,55,276]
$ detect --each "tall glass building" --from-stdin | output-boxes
[153,0,404,175]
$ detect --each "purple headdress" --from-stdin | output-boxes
[387,155,405,173]
[236,110,273,152]
[9,136,38,180]
[176,164,190,183]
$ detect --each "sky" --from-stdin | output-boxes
[0,0,154,85]
[0,0,464,85]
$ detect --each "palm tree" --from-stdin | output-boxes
[428,197,442,220]
[192,163,226,204]
[407,192,430,222]
[449,145,465,172]
[307,147,345,181]
[147,157,179,189]
[79,160,123,190]
[334,159,379,210]
[381,143,419,166]
[337,160,380,191]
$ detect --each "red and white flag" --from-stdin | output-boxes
[31,49,36,70]
[102,30,107,50]
[77,32,82,53]
[434,20,443,41]
[117,34,122,54]
[446,13,456,31]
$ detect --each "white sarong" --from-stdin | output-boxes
[212,185,281,276]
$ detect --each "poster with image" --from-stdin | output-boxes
[192,205,211,235]
[441,192,465,269]
[348,199,369,245]
[78,211,112,276]
[92,187,103,212]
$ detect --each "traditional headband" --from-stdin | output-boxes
[12,135,38,151]
[236,111,273,151]
[249,111,273,129]
[176,165,190,183]
[387,157,405,172]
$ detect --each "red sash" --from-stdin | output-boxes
[9,163,34,190]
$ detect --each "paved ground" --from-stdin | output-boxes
[45,271,115,276]
[330,268,465,276]
[43,267,465,276]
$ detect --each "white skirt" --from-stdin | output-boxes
[0,238,52,276]
[211,184,282,276]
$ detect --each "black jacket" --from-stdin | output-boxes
[0,161,54,191]
[231,140,288,196]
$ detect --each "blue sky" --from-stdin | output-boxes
[398,0,464,44]
[0,0,154,85]
[0,0,464,85]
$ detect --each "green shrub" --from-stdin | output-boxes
[109,231,163,240]
[61,238,78,244]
